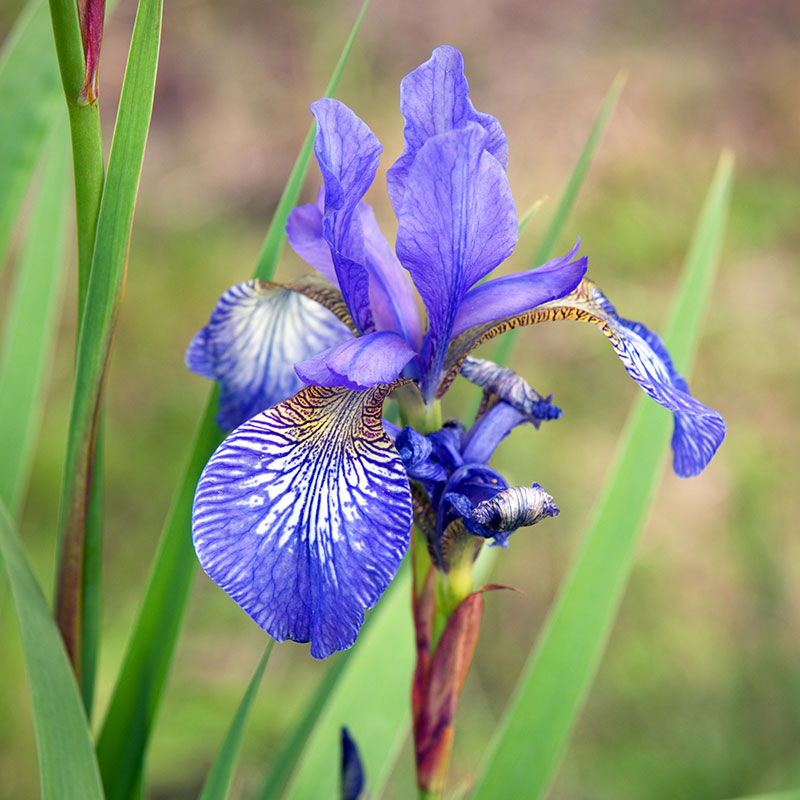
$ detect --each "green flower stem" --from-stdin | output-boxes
[48,0,106,688]
[68,102,105,307]
[395,384,442,434]
[438,555,474,618]
[48,0,105,302]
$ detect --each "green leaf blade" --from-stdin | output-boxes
[0,0,62,272]
[0,118,70,518]
[471,152,734,800]
[199,643,274,800]
[256,547,497,800]
[253,0,370,281]
[0,500,104,800]
[532,70,627,267]
[493,71,626,372]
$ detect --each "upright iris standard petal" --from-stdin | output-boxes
[442,278,725,476]
[294,330,415,390]
[395,123,518,398]
[387,44,508,214]
[311,99,382,333]
[451,242,587,336]
[186,281,352,431]
[192,383,414,659]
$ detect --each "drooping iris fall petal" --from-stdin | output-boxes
[192,383,413,659]
[443,278,726,476]
[186,281,351,431]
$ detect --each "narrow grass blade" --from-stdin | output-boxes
[254,0,370,281]
[97,7,370,797]
[518,195,548,237]
[0,119,70,518]
[199,642,274,800]
[0,500,104,800]
[471,151,734,799]
[53,0,163,674]
[256,650,351,800]
[725,793,800,800]
[0,0,62,271]
[80,427,104,716]
[283,570,415,800]
[532,71,626,267]
[493,71,626,371]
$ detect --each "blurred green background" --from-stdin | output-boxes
[1,0,799,797]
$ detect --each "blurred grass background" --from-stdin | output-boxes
[1,0,799,797]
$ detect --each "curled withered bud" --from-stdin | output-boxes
[78,0,106,104]
[471,482,559,532]
[460,356,562,422]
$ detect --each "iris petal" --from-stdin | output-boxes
[192,383,413,659]
[289,195,423,348]
[360,203,424,348]
[460,357,563,425]
[387,44,508,214]
[285,192,338,285]
[186,281,351,431]
[311,99,382,333]
[452,243,587,336]
[441,278,725,476]
[294,330,416,390]
[395,124,518,398]
[461,401,527,465]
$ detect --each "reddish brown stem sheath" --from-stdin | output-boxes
[412,528,485,797]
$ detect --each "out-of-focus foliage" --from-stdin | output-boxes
[1,1,798,798]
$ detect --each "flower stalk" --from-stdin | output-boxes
[411,531,484,797]
[48,0,107,685]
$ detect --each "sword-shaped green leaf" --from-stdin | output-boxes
[0,499,104,800]
[264,551,497,800]
[0,119,70,518]
[0,0,61,273]
[199,643,274,800]
[253,0,371,281]
[493,71,626,371]
[471,151,734,799]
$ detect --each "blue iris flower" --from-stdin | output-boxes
[187,46,725,659]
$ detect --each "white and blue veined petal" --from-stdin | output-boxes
[186,280,352,431]
[192,383,414,659]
